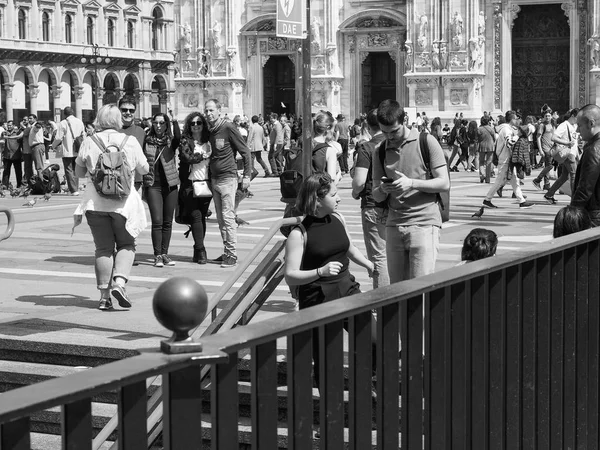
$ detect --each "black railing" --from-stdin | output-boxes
[0,227,599,449]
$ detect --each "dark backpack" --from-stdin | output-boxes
[90,135,132,200]
[378,133,450,222]
[279,143,328,203]
[29,164,61,194]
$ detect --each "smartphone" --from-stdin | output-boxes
[381,177,393,183]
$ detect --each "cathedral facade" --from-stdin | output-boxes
[173,0,600,121]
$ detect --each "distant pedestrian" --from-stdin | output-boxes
[2,120,24,187]
[268,112,284,176]
[247,115,271,177]
[53,107,85,195]
[28,115,46,177]
[532,109,555,191]
[334,114,350,174]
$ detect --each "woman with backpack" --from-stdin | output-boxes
[143,112,181,268]
[313,112,341,183]
[74,104,149,310]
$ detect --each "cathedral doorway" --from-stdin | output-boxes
[263,56,295,116]
[362,52,396,113]
[511,4,570,117]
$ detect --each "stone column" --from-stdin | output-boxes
[492,1,502,114]
[74,86,84,118]
[28,85,39,116]
[51,86,62,121]
[3,84,14,121]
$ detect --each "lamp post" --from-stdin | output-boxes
[80,44,111,113]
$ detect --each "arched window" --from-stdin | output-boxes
[107,18,115,47]
[42,12,50,41]
[127,20,134,49]
[18,9,26,39]
[65,14,73,43]
[151,8,163,50]
[87,16,94,45]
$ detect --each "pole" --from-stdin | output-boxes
[301,0,312,177]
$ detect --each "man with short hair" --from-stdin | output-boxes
[247,115,271,177]
[334,114,350,174]
[481,110,533,209]
[22,115,34,181]
[28,115,46,176]
[53,107,85,195]
[268,112,284,176]
[571,104,600,225]
[372,99,449,283]
[204,99,252,268]
[1,120,23,188]
[351,108,389,288]
[532,110,555,190]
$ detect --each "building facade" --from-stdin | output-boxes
[172,0,600,122]
[0,0,175,123]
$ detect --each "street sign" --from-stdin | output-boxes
[276,0,306,39]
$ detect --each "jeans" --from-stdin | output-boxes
[2,159,22,187]
[546,157,577,198]
[361,206,389,289]
[252,151,270,175]
[268,144,284,175]
[144,184,178,256]
[484,162,526,203]
[23,154,33,183]
[338,138,349,173]
[211,176,238,258]
[535,152,554,187]
[478,151,493,182]
[31,144,45,174]
[86,211,136,290]
[386,224,440,283]
[62,157,79,193]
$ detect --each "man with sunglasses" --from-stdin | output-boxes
[118,96,146,188]
[372,99,449,283]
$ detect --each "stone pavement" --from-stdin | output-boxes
[0,156,564,355]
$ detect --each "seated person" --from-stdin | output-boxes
[553,205,592,238]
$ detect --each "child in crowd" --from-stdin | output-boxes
[553,206,592,238]
[458,228,498,264]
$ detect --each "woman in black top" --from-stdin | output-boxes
[284,172,374,386]
[143,112,181,267]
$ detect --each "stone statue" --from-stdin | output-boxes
[212,21,223,57]
[326,46,339,75]
[404,43,414,71]
[179,23,192,55]
[226,47,237,76]
[311,16,322,54]
[439,42,448,71]
[468,38,482,71]
[478,11,486,37]
[197,48,212,77]
[451,12,464,49]
[431,42,440,71]
[450,54,462,67]
[589,37,600,69]
[417,14,428,50]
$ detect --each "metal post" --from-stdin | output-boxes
[301,0,312,177]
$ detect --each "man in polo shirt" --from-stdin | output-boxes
[53,107,85,195]
[28,115,46,176]
[22,116,34,182]
[372,99,449,283]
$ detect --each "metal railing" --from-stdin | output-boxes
[1,227,599,449]
[0,206,15,243]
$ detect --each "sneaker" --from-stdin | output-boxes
[161,255,175,266]
[543,184,551,191]
[519,201,534,209]
[544,195,557,205]
[483,200,498,208]
[208,254,225,264]
[154,255,164,267]
[71,191,80,196]
[496,187,503,198]
[220,255,238,268]
[98,298,113,311]
[532,179,542,190]
[110,284,132,308]
[512,193,527,199]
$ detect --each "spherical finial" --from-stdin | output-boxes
[153,277,208,339]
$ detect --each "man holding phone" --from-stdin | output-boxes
[372,100,449,283]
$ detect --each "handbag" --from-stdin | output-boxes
[192,180,212,198]
[550,126,572,164]
[66,119,84,154]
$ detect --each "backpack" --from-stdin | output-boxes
[378,133,450,222]
[90,134,132,200]
[447,126,458,147]
[279,142,328,203]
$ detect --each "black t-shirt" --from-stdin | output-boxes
[300,214,349,281]
[354,133,387,209]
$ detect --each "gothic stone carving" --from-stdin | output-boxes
[418,15,429,50]
[268,37,288,51]
[451,12,464,50]
[348,35,356,53]
[590,36,600,69]
[259,41,267,53]
[248,37,257,57]
[405,42,414,71]
[415,89,433,106]
[367,33,388,47]
[450,89,469,106]
[493,4,502,110]
[356,17,394,28]
[509,5,521,29]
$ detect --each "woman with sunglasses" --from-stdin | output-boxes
[143,112,181,267]
[177,112,212,264]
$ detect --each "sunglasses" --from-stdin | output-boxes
[153,121,166,125]
[120,108,135,113]
[190,120,203,126]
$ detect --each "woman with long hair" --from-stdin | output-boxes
[177,112,213,264]
[467,120,479,172]
[143,112,181,267]
[312,111,341,183]
[430,116,443,143]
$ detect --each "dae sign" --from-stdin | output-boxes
[276,0,306,39]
